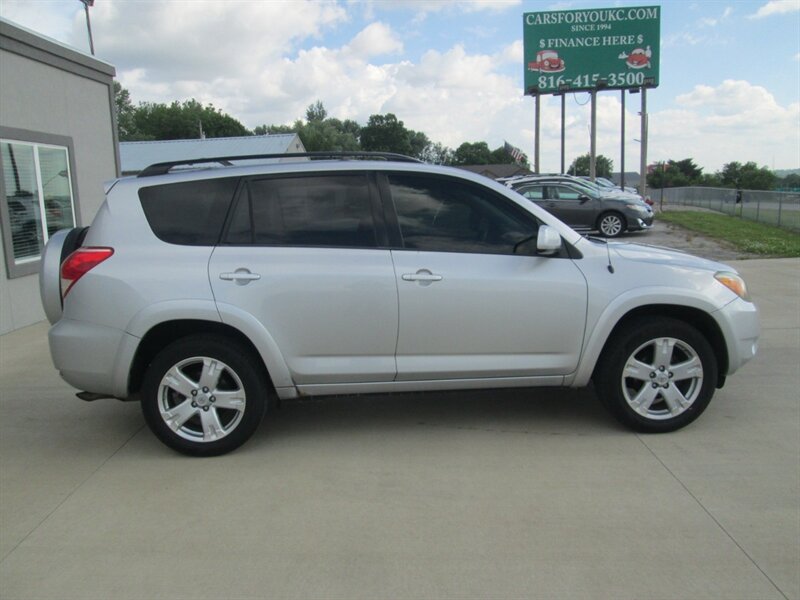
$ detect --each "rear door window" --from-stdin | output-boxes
[225,174,377,248]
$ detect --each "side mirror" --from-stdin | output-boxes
[536,225,561,255]
[578,195,591,204]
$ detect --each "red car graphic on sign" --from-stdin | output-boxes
[618,46,652,69]
[527,50,565,73]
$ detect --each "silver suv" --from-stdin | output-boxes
[40,152,759,455]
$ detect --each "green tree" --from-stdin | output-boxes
[420,142,454,165]
[360,113,414,155]
[453,141,493,165]
[305,100,327,123]
[132,99,250,140]
[299,118,360,151]
[776,172,800,190]
[567,154,613,178]
[647,158,706,188]
[255,104,361,151]
[113,82,144,141]
[718,161,776,191]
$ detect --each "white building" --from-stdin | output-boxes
[0,19,118,334]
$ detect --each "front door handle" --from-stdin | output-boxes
[401,269,443,284]
[220,269,261,285]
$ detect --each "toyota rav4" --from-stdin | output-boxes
[40,152,759,455]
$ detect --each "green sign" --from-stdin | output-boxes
[523,6,660,95]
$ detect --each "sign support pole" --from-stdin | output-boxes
[590,90,597,181]
[620,90,626,190]
[560,93,566,174]
[639,86,648,198]
[534,93,541,174]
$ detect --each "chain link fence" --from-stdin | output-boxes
[659,187,800,231]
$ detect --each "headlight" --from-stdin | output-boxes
[625,203,648,212]
[715,272,751,301]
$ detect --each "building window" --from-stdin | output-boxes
[1,139,76,270]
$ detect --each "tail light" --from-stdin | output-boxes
[61,247,114,299]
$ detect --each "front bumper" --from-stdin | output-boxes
[714,297,760,375]
[627,212,654,231]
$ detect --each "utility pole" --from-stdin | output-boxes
[79,0,95,56]
[590,89,597,181]
[534,93,541,174]
[639,86,648,198]
[620,90,626,190]
[560,93,566,174]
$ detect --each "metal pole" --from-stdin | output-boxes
[590,89,597,181]
[639,86,648,198]
[560,93,566,174]
[620,90,626,189]
[534,94,541,174]
[83,2,95,56]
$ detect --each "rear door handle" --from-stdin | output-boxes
[401,269,442,283]
[220,269,261,285]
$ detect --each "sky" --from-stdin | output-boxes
[1,0,798,174]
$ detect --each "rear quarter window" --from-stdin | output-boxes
[138,178,239,245]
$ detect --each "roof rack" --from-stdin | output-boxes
[137,151,422,178]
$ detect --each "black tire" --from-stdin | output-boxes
[597,211,626,237]
[141,335,268,456]
[594,317,718,433]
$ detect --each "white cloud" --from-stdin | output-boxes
[0,0,75,45]
[496,40,523,64]
[698,5,733,27]
[81,0,347,81]
[748,0,800,19]
[346,22,403,57]
[654,80,800,170]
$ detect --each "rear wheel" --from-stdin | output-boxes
[141,335,267,456]
[597,211,625,237]
[594,317,717,433]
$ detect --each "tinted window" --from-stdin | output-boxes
[388,174,535,255]
[517,185,544,200]
[551,185,582,200]
[226,174,376,248]
[139,178,238,245]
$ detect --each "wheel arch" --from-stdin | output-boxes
[127,317,295,399]
[572,302,729,389]
[591,305,729,388]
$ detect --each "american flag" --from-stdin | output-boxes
[504,141,525,164]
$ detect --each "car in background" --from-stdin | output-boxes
[508,178,653,237]
[580,176,640,196]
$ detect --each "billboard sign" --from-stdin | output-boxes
[523,6,660,95]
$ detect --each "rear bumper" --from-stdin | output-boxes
[49,318,139,398]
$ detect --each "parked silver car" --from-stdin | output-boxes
[40,152,759,455]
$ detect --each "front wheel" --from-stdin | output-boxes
[597,211,626,237]
[594,317,718,433]
[141,335,267,456]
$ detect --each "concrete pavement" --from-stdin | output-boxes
[0,258,798,599]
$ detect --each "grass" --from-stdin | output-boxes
[658,211,800,257]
